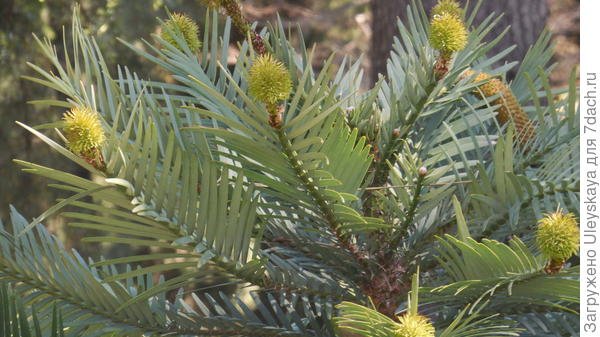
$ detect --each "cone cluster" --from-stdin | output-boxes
[395,313,435,337]
[429,13,468,57]
[464,70,535,144]
[536,211,580,272]
[160,13,201,53]
[248,54,292,128]
[431,0,464,18]
[429,0,468,78]
[63,107,105,155]
[63,106,106,170]
[248,54,292,106]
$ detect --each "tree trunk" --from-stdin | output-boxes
[369,0,549,82]
[369,0,404,82]
[473,0,549,77]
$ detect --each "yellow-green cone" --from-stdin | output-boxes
[63,106,105,156]
[429,13,468,56]
[160,13,201,53]
[395,313,435,337]
[431,0,464,18]
[429,10,468,79]
[248,54,292,107]
[63,106,106,170]
[536,211,580,264]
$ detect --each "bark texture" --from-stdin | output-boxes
[370,0,404,82]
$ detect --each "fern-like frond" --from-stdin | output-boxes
[422,234,579,316]
[0,207,340,336]
[0,282,64,337]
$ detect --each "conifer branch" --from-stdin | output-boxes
[0,262,252,336]
[275,127,369,268]
[389,169,427,250]
[362,81,437,217]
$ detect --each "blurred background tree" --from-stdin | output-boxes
[0,0,579,253]
[371,0,549,81]
[0,0,210,254]
[370,0,578,83]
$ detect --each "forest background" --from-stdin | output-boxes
[0,0,579,258]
